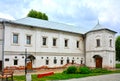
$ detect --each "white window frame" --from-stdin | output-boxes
[12,33,19,45]
[42,36,48,47]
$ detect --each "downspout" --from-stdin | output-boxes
[83,34,86,66]
[2,21,5,72]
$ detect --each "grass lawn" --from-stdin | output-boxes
[13,70,120,81]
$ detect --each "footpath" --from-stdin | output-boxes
[58,73,120,81]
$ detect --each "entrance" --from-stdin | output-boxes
[0,61,2,71]
[26,55,36,70]
[96,57,102,68]
[93,55,102,68]
[27,61,32,70]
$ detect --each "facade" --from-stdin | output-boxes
[0,17,116,70]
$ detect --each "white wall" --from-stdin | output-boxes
[86,30,116,68]
[3,23,85,67]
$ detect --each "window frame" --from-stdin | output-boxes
[14,59,18,65]
[76,41,79,48]
[96,39,100,47]
[53,38,57,47]
[26,35,32,45]
[13,33,19,44]
[42,36,47,46]
[64,39,68,48]
[109,39,112,47]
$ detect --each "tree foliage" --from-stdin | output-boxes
[115,35,120,61]
[27,9,48,20]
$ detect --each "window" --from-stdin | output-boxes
[53,38,57,46]
[5,58,9,61]
[14,60,18,65]
[76,41,79,48]
[61,60,63,65]
[67,59,69,64]
[46,60,49,65]
[72,60,74,64]
[96,39,100,47]
[13,33,18,44]
[26,35,31,44]
[42,37,47,46]
[64,39,68,47]
[110,39,112,47]
[54,57,57,64]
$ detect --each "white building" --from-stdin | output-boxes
[0,17,116,70]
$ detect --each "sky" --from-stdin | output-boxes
[0,0,120,34]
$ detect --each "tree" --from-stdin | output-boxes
[115,36,120,61]
[27,9,48,20]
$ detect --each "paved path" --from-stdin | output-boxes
[57,73,120,81]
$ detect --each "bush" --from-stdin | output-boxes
[91,68,111,73]
[63,66,77,74]
[78,66,91,74]
[116,64,120,68]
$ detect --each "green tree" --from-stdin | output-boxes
[115,36,120,61]
[27,9,48,20]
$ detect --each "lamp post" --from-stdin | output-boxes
[25,49,27,76]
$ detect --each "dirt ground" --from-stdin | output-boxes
[14,68,65,76]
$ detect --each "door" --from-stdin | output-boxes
[27,61,32,70]
[0,61,2,71]
[96,57,102,68]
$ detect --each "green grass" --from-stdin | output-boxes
[116,63,120,68]
[13,70,120,81]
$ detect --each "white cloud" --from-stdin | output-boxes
[0,12,15,20]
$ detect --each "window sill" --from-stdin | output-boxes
[41,45,48,48]
[52,46,58,48]
[11,44,20,46]
[25,44,32,47]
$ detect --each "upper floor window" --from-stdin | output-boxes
[76,41,79,48]
[26,35,31,45]
[13,33,18,44]
[96,39,100,47]
[109,39,112,47]
[53,38,57,46]
[64,39,68,47]
[42,37,47,46]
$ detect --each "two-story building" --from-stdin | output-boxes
[0,17,116,70]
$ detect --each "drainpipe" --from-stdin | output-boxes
[2,21,5,72]
[83,34,86,66]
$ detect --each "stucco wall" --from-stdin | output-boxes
[85,30,116,68]
[3,23,85,67]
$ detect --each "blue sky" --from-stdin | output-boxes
[0,0,120,34]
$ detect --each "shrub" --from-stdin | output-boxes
[63,66,77,74]
[116,64,120,68]
[91,68,111,73]
[78,66,91,74]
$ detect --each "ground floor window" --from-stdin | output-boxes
[54,59,57,64]
[67,59,69,64]
[14,59,18,65]
[72,60,74,64]
[5,58,9,61]
[61,60,63,65]
[46,60,49,65]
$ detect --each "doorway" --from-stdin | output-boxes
[0,61,2,71]
[93,55,102,68]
